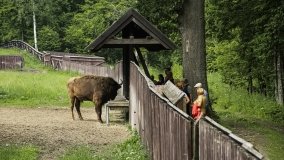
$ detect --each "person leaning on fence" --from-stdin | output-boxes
[194,83,209,112]
[182,78,192,114]
[191,88,206,121]
[176,80,190,104]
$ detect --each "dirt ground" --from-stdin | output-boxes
[0,107,130,160]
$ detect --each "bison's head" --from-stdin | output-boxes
[110,83,121,100]
[108,79,122,100]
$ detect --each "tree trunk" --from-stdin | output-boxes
[32,0,38,51]
[179,0,208,100]
[275,50,284,105]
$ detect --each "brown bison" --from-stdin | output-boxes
[67,75,121,123]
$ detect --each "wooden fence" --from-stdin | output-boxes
[1,40,264,160]
[0,55,23,69]
[61,60,123,83]
[2,40,106,70]
[129,62,194,160]
[43,51,105,69]
[198,117,263,160]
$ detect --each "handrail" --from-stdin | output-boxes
[2,40,44,61]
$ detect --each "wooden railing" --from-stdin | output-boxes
[2,40,44,61]
[1,40,264,160]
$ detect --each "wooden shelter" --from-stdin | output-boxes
[86,8,175,98]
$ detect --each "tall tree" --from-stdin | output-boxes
[179,0,208,99]
[136,0,208,99]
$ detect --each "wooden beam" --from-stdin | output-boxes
[135,47,151,78]
[105,38,160,45]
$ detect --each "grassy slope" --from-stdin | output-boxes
[208,73,284,160]
[0,48,93,107]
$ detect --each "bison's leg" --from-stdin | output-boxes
[75,97,83,120]
[95,103,103,123]
[70,96,75,120]
[93,94,103,123]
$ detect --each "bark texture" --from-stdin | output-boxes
[179,0,208,100]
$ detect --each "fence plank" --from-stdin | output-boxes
[199,118,263,160]
[0,56,23,69]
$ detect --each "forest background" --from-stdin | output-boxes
[1,0,283,104]
[0,0,284,159]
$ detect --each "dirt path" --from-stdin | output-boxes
[0,107,130,160]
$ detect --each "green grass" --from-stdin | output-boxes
[59,146,94,160]
[0,48,22,55]
[0,48,94,108]
[59,131,148,160]
[208,73,284,122]
[0,145,38,160]
[0,71,75,107]
[208,72,284,160]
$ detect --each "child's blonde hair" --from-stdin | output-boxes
[197,88,204,95]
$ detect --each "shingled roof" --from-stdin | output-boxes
[85,8,176,52]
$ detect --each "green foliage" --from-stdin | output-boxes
[136,0,182,68]
[64,0,137,53]
[38,26,61,51]
[145,50,173,69]
[0,1,20,42]
[0,145,38,160]
[171,62,183,80]
[205,0,283,97]
[95,48,122,65]
[208,72,284,122]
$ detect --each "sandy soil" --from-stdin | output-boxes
[0,107,130,160]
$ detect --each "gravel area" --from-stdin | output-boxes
[0,107,130,159]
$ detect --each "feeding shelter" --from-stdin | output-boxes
[86,8,175,98]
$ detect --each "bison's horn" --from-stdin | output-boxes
[119,79,123,85]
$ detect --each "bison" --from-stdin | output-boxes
[67,75,121,123]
